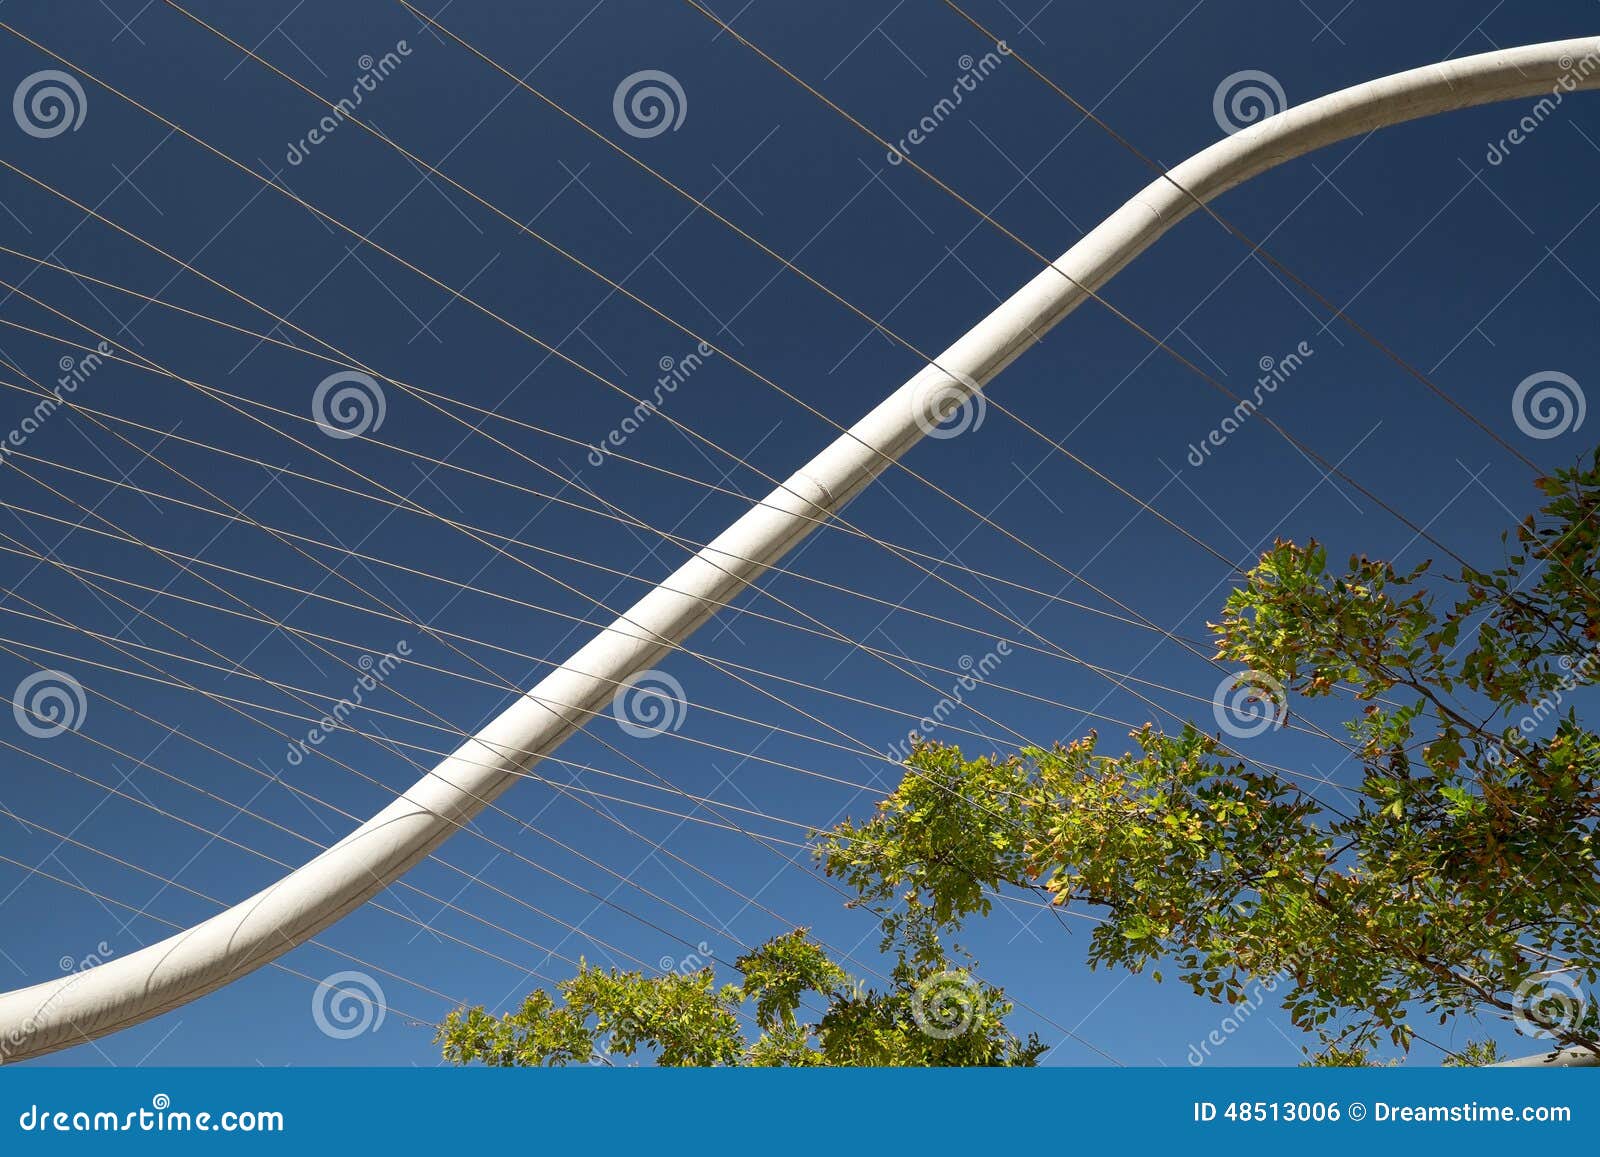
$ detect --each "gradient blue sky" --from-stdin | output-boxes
[1,0,1597,1067]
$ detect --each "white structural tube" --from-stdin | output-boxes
[1494,1046,1600,1067]
[3,36,1596,1062]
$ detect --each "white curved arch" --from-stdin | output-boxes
[4,36,1596,1062]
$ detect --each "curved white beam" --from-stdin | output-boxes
[4,35,1596,1062]
[1495,1046,1600,1067]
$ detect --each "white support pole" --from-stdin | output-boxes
[1494,1047,1600,1067]
[3,36,1596,1063]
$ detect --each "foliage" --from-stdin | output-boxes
[441,452,1600,1066]
[820,451,1600,1061]
[1302,1037,1500,1067]
[435,926,1042,1067]
[1441,1039,1505,1067]
[1300,1045,1403,1067]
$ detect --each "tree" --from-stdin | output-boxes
[1441,1039,1505,1067]
[439,451,1600,1066]
[435,926,1042,1066]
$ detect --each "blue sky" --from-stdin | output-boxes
[0,0,1597,1067]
